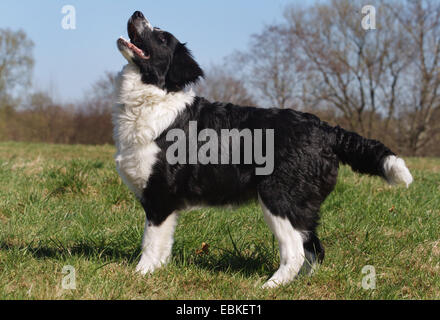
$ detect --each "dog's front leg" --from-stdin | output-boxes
[135,212,178,275]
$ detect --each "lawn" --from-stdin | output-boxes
[0,141,439,299]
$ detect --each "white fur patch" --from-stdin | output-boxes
[258,195,305,288]
[112,64,194,197]
[136,212,179,274]
[383,155,413,188]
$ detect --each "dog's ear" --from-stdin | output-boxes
[166,43,204,91]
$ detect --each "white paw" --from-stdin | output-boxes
[135,259,162,275]
[262,264,302,289]
[262,272,289,289]
[262,279,281,289]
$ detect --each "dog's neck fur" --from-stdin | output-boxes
[112,63,194,149]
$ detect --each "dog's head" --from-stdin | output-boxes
[117,11,204,92]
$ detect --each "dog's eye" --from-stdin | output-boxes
[158,33,166,44]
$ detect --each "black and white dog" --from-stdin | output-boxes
[113,11,413,288]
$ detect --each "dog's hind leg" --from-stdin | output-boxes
[300,231,325,275]
[258,195,306,288]
[135,211,178,275]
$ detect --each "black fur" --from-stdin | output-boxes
[143,97,394,222]
[123,11,396,269]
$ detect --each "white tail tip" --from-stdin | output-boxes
[383,155,413,187]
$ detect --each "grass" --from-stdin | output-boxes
[0,141,439,299]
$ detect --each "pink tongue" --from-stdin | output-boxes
[127,42,149,59]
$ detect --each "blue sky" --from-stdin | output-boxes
[0,0,305,102]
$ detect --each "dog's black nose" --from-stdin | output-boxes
[133,11,144,19]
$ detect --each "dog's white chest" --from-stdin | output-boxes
[114,134,160,198]
[112,64,194,198]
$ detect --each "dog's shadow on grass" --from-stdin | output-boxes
[172,246,277,278]
[1,240,276,278]
[0,240,141,264]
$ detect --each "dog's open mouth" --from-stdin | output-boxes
[118,11,152,61]
[117,37,150,60]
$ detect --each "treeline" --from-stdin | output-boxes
[0,73,115,145]
[1,0,440,156]
[0,96,113,145]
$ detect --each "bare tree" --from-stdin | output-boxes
[235,25,303,109]
[391,0,440,155]
[0,29,34,104]
[83,71,117,113]
[72,72,116,144]
[0,29,34,139]
[194,63,256,106]
[283,0,411,143]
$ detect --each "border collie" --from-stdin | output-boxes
[112,11,413,288]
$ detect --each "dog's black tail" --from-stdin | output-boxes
[329,125,413,187]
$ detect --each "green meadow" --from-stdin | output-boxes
[0,142,439,299]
